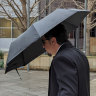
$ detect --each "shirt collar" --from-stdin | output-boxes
[55,43,64,56]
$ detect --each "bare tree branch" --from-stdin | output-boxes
[72,0,84,9]
[6,0,22,17]
[90,9,96,15]
[0,10,6,14]
[88,18,96,25]
[30,0,40,13]
[30,0,55,24]
[90,0,96,11]
[90,22,96,29]
[19,0,26,17]
[12,0,23,16]
[19,0,27,30]
[0,3,21,31]
[6,0,26,29]
[56,0,65,8]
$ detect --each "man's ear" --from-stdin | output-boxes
[51,37,57,45]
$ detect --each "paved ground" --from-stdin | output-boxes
[0,70,96,96]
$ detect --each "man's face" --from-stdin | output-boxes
[42,37,54,55]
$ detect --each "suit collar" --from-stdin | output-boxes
[54,40,73,57]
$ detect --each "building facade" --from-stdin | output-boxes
[39,0,84,49]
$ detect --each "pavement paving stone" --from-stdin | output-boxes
[0,70,96,96]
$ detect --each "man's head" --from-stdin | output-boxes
[42,24,68,55]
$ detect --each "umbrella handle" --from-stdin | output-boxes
[16,69,22,80]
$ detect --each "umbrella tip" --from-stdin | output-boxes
[16,69,22,80]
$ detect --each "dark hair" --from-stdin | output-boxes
[44,24,68,45]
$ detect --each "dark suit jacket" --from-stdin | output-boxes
[48,41,90,96]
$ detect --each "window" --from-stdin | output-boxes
[0,18,22,38]
[0,18,11,38]
[90,27,96,37]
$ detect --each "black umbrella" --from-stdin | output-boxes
[5,8,90,73]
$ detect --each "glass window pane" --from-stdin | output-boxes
[0,18,11,27]
[12,28,22,38]
[0,28,11,38]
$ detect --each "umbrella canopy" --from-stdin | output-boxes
[5,8,90,73]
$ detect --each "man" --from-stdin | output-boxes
[42,24,90,96]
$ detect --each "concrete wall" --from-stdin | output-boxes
[4,52,96,71]
[0,38,16,51]
[87,56,96,71]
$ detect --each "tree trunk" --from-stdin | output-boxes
[20,0,27,32]
[86,0,92,55]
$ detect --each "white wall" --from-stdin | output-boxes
[0,38,16,51]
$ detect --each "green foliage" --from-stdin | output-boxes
[0,50,4,59]
[0,59,4,68]
[0,50,4,68]
[90,52,96,56]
